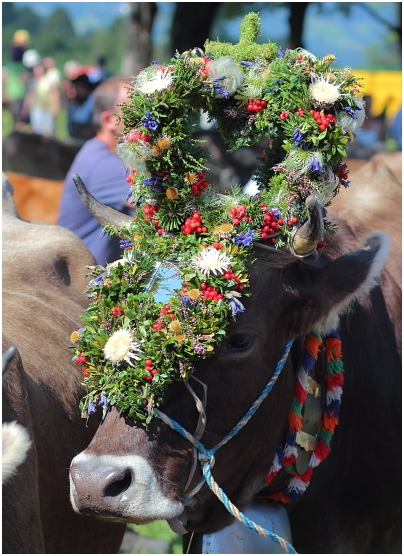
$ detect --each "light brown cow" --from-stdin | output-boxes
[2,175,125,553]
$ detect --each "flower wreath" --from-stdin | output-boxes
[71,13,364,423]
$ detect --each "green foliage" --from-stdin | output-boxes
[127,522,182,554]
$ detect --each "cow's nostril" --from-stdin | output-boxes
[104,469,132,498]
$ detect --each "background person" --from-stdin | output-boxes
[3,29,31,131]
[58,76,133,266]
[67,73,97,141]
[23,61,60,137]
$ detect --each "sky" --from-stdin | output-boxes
[10,2,402,69]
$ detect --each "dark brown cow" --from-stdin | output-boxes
[2,175,126,553]
[69,155,401,553]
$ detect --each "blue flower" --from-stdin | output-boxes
[235,229,254,246]
[141,111,159,131]
[213,83,229,97]
[340,179,350,188]
[120,240,132,249]
[343,106,357,119]
[78,328,85,333]
[88,402,96,414]
[277,47,286,57]
[181,295,192,308]
[143,174,163,190]
[229,299,244,316]
[292,127,305,146]
[272,209,281,217]
[240,61,253,66]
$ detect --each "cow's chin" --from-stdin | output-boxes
[183,489,250,534]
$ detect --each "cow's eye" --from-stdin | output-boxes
[227,333,251,350]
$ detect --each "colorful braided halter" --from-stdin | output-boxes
[260,329,344,503]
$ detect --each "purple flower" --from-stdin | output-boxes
[235,229,254,246]
[88,402,96,414]
[240,61,253,66]
[141,111,159,131]
[340,179,350,188]
[308,157,323,173]
[272,209,281,217]
[98,394,108,406]
[277,47,286,57]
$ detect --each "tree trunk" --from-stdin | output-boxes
[121,2,157,77]
[170,3,222,54]
[287,2,309,50]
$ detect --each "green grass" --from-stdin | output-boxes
[128,522,183,554]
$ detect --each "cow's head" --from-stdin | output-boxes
[69,184,389,533]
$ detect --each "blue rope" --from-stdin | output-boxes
[202,461,297,554]
[154,339,296,553]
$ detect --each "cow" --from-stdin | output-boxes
[2,174,126,553]
[2,131,83,181]
[68,154,401,554]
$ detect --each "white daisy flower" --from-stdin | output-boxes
[309,73,343,109]
[138,68,173,96]
[192,247,232,277]
[103,328,143,366]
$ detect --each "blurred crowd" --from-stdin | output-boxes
[2,28,402,156]
[2,29,112,141]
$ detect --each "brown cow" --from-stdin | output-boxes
[68,153,401,553]
[2,175,126,553]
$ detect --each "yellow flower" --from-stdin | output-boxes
[324,54,336,63]
[169,320,182,333]
[166,187,179,200]
[185,172,198,184]
[213,223,234,238]
[175,333,186,342]
[70,331,80,343]
[157,136,172,150]
[151,144,162,156]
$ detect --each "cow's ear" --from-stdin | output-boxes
[312,232,390,333]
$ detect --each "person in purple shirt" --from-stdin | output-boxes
[58,76,133,266]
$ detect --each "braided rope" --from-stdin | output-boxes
[213,339,294,451]
[201,461,297,554]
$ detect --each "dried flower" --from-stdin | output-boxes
[309,73,342,109]
[103,329,143,366]
[192,247,232,277]
[138,68,174,96]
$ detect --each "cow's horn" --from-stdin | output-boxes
[73,174,133,233]
[291,196,324,257]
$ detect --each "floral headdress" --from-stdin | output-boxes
[71,13,364,422]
